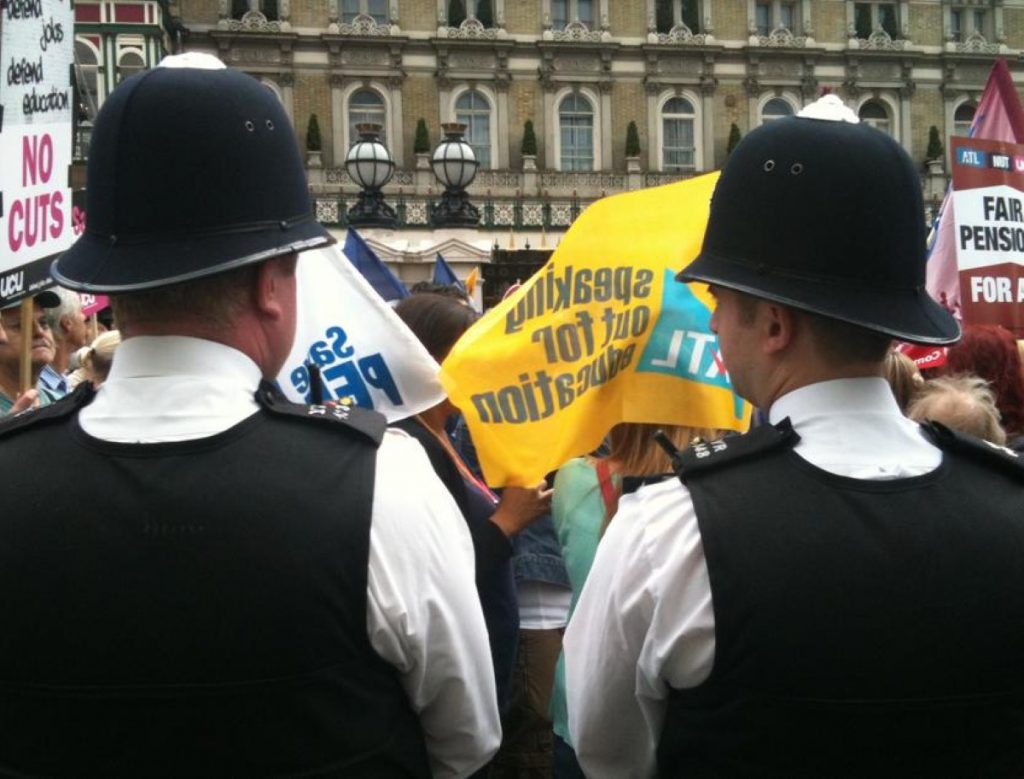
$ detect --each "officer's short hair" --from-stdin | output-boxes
[110,262,264,332]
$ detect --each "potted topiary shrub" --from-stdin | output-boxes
[925,125,944,175]
[522,119,538,171]
[414,118,431,169]
[305,113,322,168]
[625,120,641,173]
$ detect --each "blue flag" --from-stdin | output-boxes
[433,253,464,290]
[343,229,409,301]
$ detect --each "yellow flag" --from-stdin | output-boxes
[441,173,751,487]
[465,267,479,296]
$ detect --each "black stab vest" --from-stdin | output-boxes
[0,386,429,777]
[657,420,1024,778]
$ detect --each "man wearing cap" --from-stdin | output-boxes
[564,96,1024,776]
[0,55,499,777]
[0,291,62,415]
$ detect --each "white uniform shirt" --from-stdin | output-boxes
[563,377,942,778]
[79,336,501,778]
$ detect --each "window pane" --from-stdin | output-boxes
[755,3,770,35]
[974,10,985,34]
[456,91,491,168]
[950,9,962,41]
[552,0,567,29]
[879,3,898,38]
[664,97,694,115]
[476,0,494,26]
[858,100,886,120]
[663,117,694,171]
[350,90,386,145]
[577,0,593,26]
[368,0,387,23]
[261,0,278,21]
[954,103,976,137]
[681,0,700,31]
[231,0,249,19]
[854,3,871,37]
[762,98,793,120]
[560,95,593,171]
[780,3,794,31]
[656,0,674,33]
[449,0,467,25]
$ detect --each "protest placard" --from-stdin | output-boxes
[277,244,445,421]
[949,136,1024,336]
[0,0,76,306]
[441,173,752,488]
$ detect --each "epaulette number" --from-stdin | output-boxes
[692,439,728,459]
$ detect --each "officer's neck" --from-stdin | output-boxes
[757,360,886,414]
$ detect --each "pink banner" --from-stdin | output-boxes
[926,59,1024,319]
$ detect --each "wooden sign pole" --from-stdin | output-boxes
[19,298,33,394]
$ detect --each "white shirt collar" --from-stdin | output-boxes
[767,377,941,479]
[80,336,263,443]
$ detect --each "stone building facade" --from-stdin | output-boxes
[76,0,1024,285]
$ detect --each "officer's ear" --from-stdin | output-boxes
[253,254,298,323]
[761,302,797,356]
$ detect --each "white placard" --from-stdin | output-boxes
[0,0,76,277]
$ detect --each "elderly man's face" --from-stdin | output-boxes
[0,308,56,371]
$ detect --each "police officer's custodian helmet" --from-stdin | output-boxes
[678,95,959,346]
[53,54,332,293]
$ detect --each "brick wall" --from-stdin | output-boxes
[504,0,542,35]
[910,86,943,165]
[402,76,441,166]
[712,84,747,167]
[508,80,542,168]
[712,0,748,40]
[611,81,647,169]
[292,69,334,162]
[610,1,646,37]
[399,0,437,32]
[291,0,332,28]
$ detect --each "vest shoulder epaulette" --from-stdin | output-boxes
[0,383,95,440]
[921,420,1024,482]
[677,418,800,481]
[256,382,386,448]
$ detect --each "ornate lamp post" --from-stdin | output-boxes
[430,122,480,226]
[345,123,397,227]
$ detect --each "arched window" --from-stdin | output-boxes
[662,97,696,171]
[232,0,279,19]
[760,97,793,124]
[74,39,100,119]
[559,93,594,171]
[655,0,702,32]
[117,50,146,84]
[551,0,594,30]
[341,0,388,23]
[449,0,494,25]
[455,90,492,169]
[349,89,387,146]
[859,99,891,135]
[954,102,976,137]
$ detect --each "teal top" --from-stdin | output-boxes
[550,456,621,745]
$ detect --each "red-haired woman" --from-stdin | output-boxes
[945,324,1024,449]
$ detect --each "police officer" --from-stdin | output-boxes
[564,95,1024,776]
[0,55,499,776]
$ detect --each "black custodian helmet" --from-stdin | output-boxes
[52,55,332,293]
[678,97,959,346]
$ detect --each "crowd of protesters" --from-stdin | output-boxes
[1,54,1023,778]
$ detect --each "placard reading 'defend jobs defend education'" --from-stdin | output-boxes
[951,136,1024,337]
[0,0,76,305]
